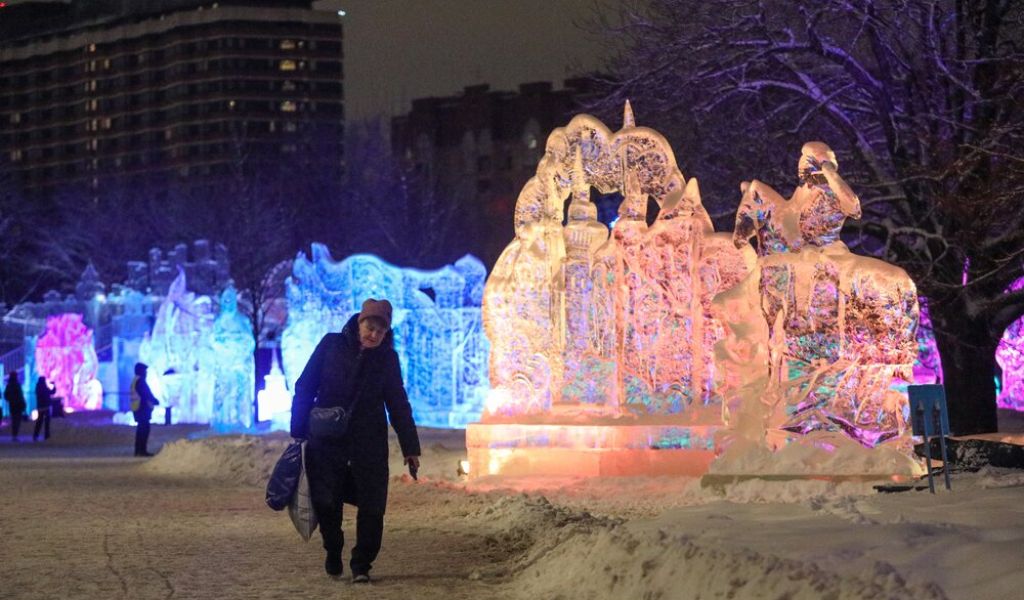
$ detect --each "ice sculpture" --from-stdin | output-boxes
[713,142,920,468]
[997,277,1024,410]
[257,352,291,431]
[472,104,754,476]
[471,109,922,479]
[138,268,214,423]
[204,285,255,429]
[34,314,103,411]
[281,246,489,428]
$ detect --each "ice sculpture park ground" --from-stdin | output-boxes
[2,412,1023,600]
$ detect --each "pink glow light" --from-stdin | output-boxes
[34,313,103,411]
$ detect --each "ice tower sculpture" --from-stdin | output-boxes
[281,246,489,428]
[706,143,923,480]
[138,267,214,423]
[34,314,103,411]
[472,105,754,476]
[204,285,255,429]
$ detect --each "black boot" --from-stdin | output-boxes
[324,550,343,577]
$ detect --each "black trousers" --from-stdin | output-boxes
[33,408,50,440]
[11,412,22,439]
[306,442,387,574]
[134,416,151,455]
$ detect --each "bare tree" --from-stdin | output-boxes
[594,0,1024,433]
[338,119,466,268]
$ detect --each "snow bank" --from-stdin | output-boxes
[461,494,946,600]
[141,429,468,487]
[709,433,924,477]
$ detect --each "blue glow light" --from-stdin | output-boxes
[281,245,490,429]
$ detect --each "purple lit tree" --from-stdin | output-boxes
[593,0,1024,433]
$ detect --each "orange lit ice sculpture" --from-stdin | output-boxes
[471,108,922,478]
[715,143,919,459]
[473,104,754,476]
[34,313,103,411]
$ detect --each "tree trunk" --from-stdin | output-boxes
[931,302,1000,435]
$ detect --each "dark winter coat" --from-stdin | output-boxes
[4,378,26,415]
[291,314,420,510]
[35,379,53,410]
[131,376,159,421]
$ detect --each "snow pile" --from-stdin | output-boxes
[512,523,948,600]
[144,434,289,487]
[141,429,469,487]
[709,433,923,477]
[460,494,947,600]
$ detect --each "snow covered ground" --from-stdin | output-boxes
[2,411,1023,599]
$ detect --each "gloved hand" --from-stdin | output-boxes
[404,455,420,480]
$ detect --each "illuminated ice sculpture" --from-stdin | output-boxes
[281,246,489,428]
[710,143,921,478]
[471,105,753,477]
[996,277,1024,411]
[204,285,255,429]
[470,107,923,479]
[34,313,103,411]
[138,268,214,423]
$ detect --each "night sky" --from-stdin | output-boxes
[338,0,611,120]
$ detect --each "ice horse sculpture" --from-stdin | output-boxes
[470,107,922,478]
[34,314,103,411]
[281,246,489,428]
[471,104,754,476]
[138,268,215,423]
[709,142,921,479]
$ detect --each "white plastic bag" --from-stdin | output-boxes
[287,441,318,541]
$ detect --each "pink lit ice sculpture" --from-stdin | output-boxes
[472,107,924,480]
[996,277,1024,411]
[34,313,103,411]
[473,105,753,477]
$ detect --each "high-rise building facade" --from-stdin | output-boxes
[391,79,595,267]
[0,0,344,199]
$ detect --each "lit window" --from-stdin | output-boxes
[269,121,276,132]
[88,43,96,53]
[228,100,236,109]
[282,80,296,91]
[279,60,296,71]
[10,149,22,161]
[284,121,297,132]
[103,59,110,69]
[10,112,20,124]
[280,39,296,50]
[102,118,111,129]
[280,100,297,112]
[165,129,173,140]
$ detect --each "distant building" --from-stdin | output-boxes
[0,0,344,200]
[390,79,595,266]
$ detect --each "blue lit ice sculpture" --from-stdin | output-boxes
[281,244,489,428]
[204,285,255,429]
[138,268,214,423]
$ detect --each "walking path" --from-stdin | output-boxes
[0,419,513,600]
